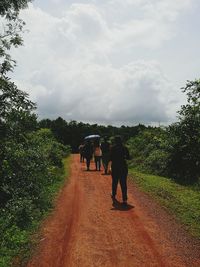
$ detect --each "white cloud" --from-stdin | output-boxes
[11,0,197,125]
[16,60,174,125]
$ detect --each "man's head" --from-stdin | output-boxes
[114,135,122,145]
[104,136,108,142]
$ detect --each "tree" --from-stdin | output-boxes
[0,0,31,74]
[0,0,37,207]
[0,0,36,146]
[168,80,200,183]
[0,76,37,138]
[0,2,70,265]
[0,1,31,14]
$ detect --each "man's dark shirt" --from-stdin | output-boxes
[110,144,130,169]
[83,143,93,158]
[100,142,110,154]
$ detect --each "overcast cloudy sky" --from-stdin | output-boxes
[10,0,200,126]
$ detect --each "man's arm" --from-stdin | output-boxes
[125,146,130,160]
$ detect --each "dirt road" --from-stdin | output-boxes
[28,154,200,267]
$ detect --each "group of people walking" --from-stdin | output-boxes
[79,136,130,205]
[79,137,111,173]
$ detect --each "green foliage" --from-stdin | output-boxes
[167,80,200,183]
[0,1,31,15]
[0,221,29,267]
[0,156,71,267]
[0,78,70,265]
[145,149,169,175]
[0,76,37,141]
[0,0,31,74]
[0,128,70,219]
[127,127,170,176]
[129,168,200,238]
[0,2,72,265]
[29,128,71,168]
[39,117,146,152]
[0,129,70,265]
[128,79,200,184]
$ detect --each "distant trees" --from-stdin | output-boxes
[39,118,147,152]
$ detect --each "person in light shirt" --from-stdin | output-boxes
[93,139,102,171]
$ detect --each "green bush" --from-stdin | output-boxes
[127,127,169,176]
[145,149,169,176]
[0,127,71,265]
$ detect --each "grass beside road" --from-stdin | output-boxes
[129,168,200,239]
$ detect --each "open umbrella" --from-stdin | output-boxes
[84,134,100,140]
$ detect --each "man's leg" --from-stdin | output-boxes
[98,157,101,171]
[104,157,108,174]
[111,173,119,198]
[102,155,106,173]
[95,157,98,170]
[119,171,128,202]
[86,157,90,170]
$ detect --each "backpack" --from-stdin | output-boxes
[94,146,102,157]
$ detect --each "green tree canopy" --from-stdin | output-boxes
[168,80,200,183]
[0,0,32,74]
[0,0,31,15]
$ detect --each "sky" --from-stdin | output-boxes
[10,0,200,126]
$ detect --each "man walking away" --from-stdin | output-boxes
[110,136,130,205]
[82,140,93,171]
[100,137,110,174]
[94,139,102,171]
[79,143,85,162]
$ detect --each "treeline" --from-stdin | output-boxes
[128,80,200,185]
[38,118,147,153]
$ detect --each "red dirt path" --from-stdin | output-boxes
[28,154,200,267]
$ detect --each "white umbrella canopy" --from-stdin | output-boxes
[84,134,100,140]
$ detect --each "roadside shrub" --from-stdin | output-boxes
[127,127,169,176]
[167,122,200,184]
[145,149,169,176]
[0,127,70,265]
